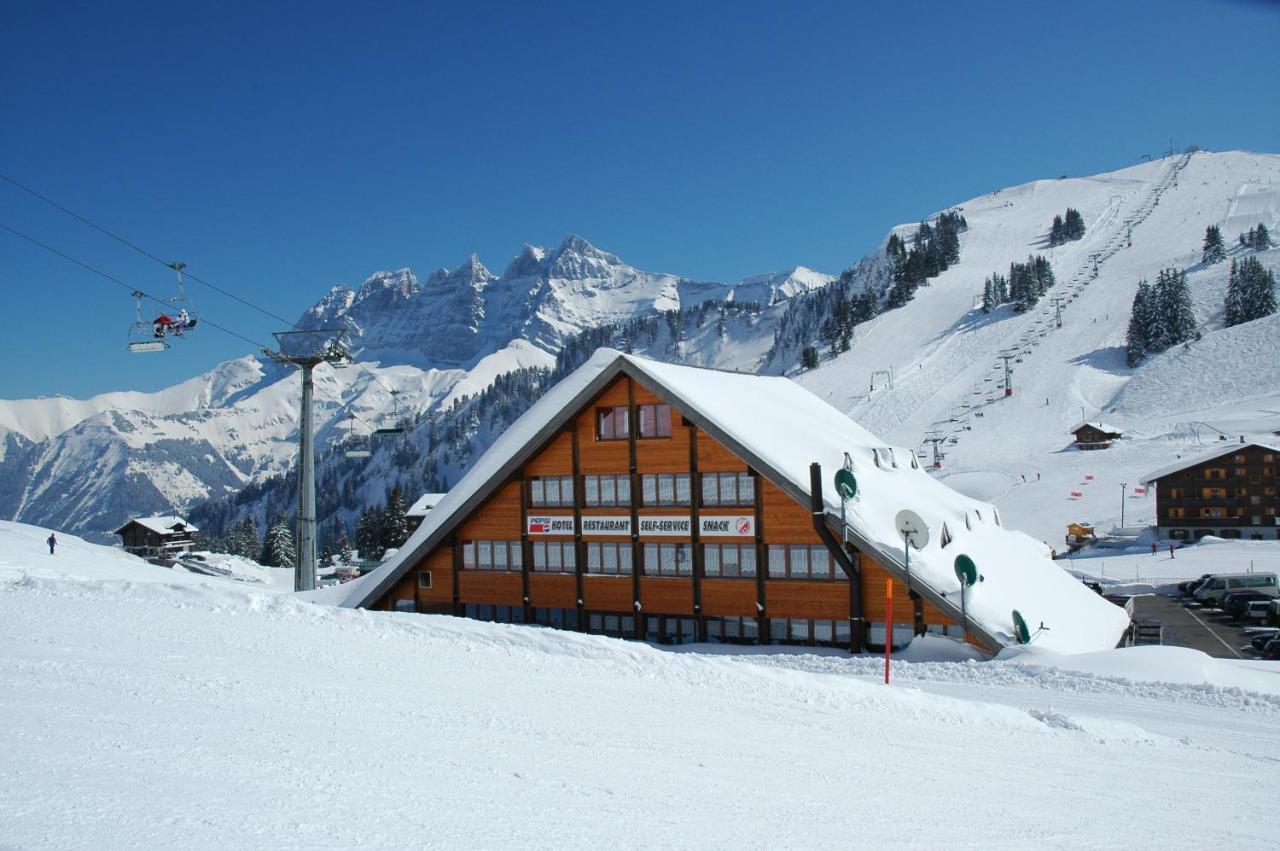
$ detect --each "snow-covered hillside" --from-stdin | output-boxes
[798,150,1280,545]
[2,522,1278,847]
[0,236,830,540]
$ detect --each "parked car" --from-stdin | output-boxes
[1179,574,1212,596]
[1250,630,1279,652]
[1245,600,1272,622]
[1223,591,1276,620]
[1270,598,1280,627]
[1193,573,1280,607]
[1262,635,1280,661]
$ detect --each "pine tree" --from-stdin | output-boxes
[1063,208,1085,241]
[1255,223,1272,250]
[1153,268,1195,348]
[1227,256,1278,326]
[800,345,820,370]
[981,278,994,313]
[234,517,260,560]
[261,515,296,567]
[382,484,410,550]
[1201,225,1225,264]
[1049,215,1064,247]
[1125,280,1154,366]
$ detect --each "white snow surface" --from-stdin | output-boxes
[344,350,1130,654]
[2,524,1279,848]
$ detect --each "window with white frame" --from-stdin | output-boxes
[702,543,757,578]
[530,475,575,507]
[641,472,691,506]
[765,544,843,579]
[583,474,631,507]
[462,540,523,571]
[701,471,755,507]
[530,541,576,573]
[585,542,633,576]
[642,542,693,576]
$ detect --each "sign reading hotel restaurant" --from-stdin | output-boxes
[637,515,692,537]
[526,515,575,536]
[580,515,632,536]
[699,515,755,537]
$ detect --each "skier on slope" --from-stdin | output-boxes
[46,532,56,555]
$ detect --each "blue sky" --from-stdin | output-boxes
[2,0,1277,398]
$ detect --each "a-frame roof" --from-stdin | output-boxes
[339,349,1128,654]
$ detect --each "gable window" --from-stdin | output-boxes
[530,475,574,507]
[418,571,432,589]
[641,473,691,506]
[584,474,631,507]
[596,406,629,440]
[637,404,672,438]
[701,472,755,507]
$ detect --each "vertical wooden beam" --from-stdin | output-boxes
[627,377,642,639]
[688,424,704,641]
[752,466,767,644]
[570,424,585,631]
[518,471,532,625]
[450,535,461,617]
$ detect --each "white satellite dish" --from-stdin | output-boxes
[895,509,929,549]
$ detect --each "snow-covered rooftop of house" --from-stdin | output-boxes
[1070,421,1123,435]
[335,349,1129,654]
[116,516,197,535]
[1140,441,1280,485]
[406,493,447,517]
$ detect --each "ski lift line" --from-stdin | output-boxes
[0,220,272,353]
[0,171,401,398]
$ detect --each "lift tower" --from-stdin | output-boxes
[264,329,352,591]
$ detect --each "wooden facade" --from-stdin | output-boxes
[114,518,198,558]
[367,373,963,650]
[1149,443,1280,541]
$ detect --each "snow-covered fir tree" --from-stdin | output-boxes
[1224,256,1278,326]
[1201,224,1226,264]
[1125,280,1155,367]
[260,515,296,567]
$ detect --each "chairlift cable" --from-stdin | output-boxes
[0,171,400,397]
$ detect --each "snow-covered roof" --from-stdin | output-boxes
[1140,442,1280,485]
[1070,421,1123,436]
[115,516,197,536]
[341,349,1129,654]
[406,493,447,517]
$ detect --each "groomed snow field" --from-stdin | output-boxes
[2,521,1279,848]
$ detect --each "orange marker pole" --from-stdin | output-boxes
[884,578,893,685]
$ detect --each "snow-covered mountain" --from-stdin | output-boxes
[5,151,1279,548]
[0,235,831,540]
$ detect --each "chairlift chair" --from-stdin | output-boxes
[126,291,168,352]
[343,413,372,458]
[373,388,406,436]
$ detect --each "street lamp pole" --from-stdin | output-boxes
[1120,482,1127,529]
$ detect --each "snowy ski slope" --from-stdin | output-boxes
[799,150,1280,546]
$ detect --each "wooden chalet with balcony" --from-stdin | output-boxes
[114,516,199,559]
[1142,442,1280,541]
[342,350,1128,655]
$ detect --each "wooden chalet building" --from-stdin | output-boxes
[406,493,446,535]
[345,350,1126,656]
[1070,422,1123,451]
[114,516,199,559]
[1142,442,1280,541]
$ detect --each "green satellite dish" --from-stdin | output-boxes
[1011,609,1031,644]
[834,468,858,500]
[954,554,978,587]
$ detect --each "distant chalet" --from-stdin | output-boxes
[1070,421,1123,451]
[1142,442,1280,541]
[343,349,1126,655]
[114,516,198,559]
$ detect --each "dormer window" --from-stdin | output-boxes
[637,404,672,438]
[597,406,629,440]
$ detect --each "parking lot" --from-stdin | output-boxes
[1128,592,1277,659]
